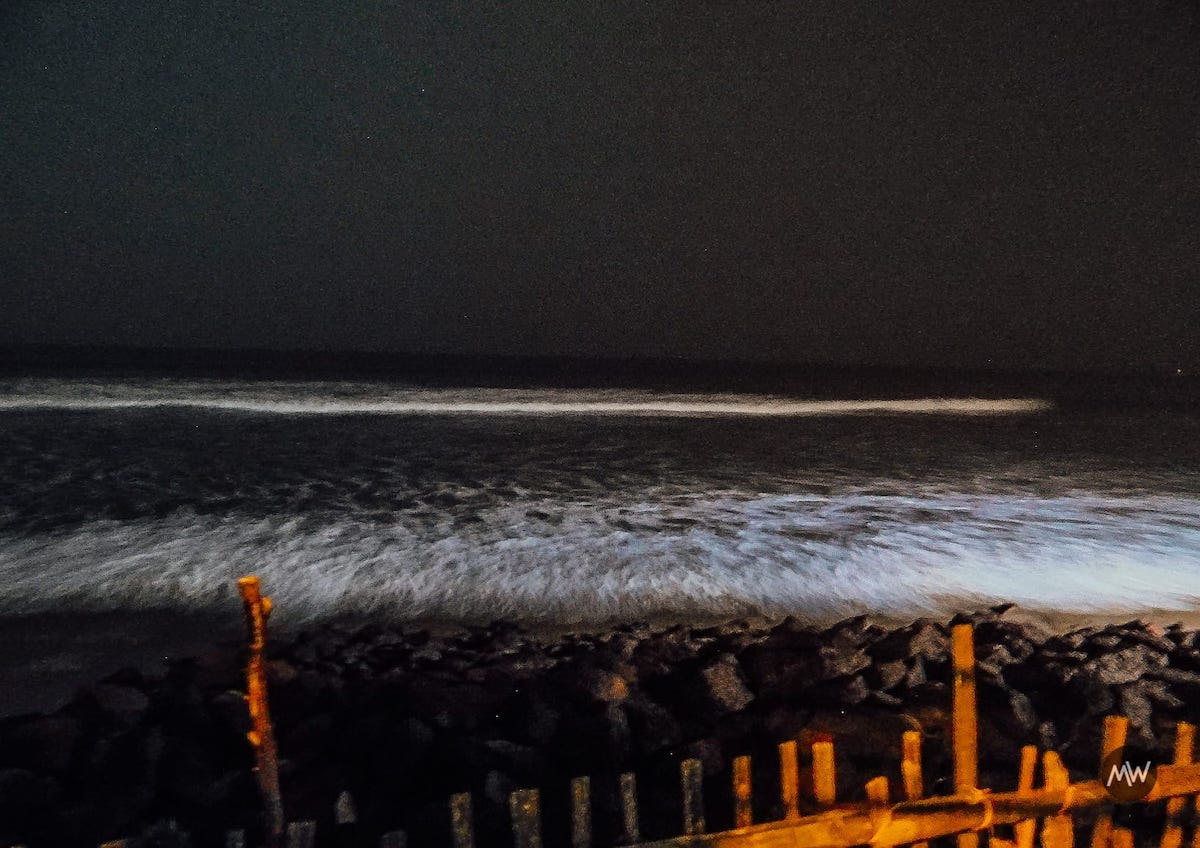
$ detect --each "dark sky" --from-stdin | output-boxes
[2,1,1198,372]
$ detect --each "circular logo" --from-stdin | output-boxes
[1101,746,1158,802]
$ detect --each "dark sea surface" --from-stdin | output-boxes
[1,377,1198,713]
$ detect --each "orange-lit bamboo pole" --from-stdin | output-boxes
[1111,829,1134,848]
[571,777,592,848]
[951,624,979,848]
[237,576,284,846]
[619,772,641,844]
[1015,745,1039,848]
[1090,716,1128,848]
[780,740,801,821]
[1161,722,1194,848]
[450,792,474,848]
[901,731,929,848]
[733,755,753,829]
[681,758,705,835]
[812,741,837,807]
[1041,751,1074,848]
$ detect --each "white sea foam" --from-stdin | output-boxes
[0,379,1052,416]
[2,491,1197,624]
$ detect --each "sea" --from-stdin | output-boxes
[1,372,1199,713]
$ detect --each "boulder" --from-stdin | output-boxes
[693,655,754,716]
[1085,647,1166,686]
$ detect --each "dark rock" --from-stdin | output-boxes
[1116,685,1157,750]
[83,684,151,726]
[0,714,83,772]
[576,668,630,703]
[627,695,683,754]
[1008,692,1038,733]
[1085,646,1167,685]
[209,690,253,736]
[869,660,907,692]
[129,818,192,848]
[820,645,872,679]
[1037,721,1059,750]
[1066,674,1115,716]
[680,737,724,775]
[1126,679,1184,711]
[693,655,754,716]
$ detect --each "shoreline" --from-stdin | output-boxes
[2,606,1199,846]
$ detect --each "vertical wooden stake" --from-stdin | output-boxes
[570,777,592,848]
[619,772,640,845]
[779,740,801,821]
[1111,829,1134,848]
[1161,722,1195,848]
[681,758,705,835]
[732,755,753,829]
[238,576,284,847]
[1015,745,1039,848]
[450,792,475,848]
[1041,751,1074,848]
[1090,716,1129,848]
[952,624,979,848]
[812,740,837,807]
[902,731,929,848]
[285,822,316,848]
[509,789,543,848]
[380,832,407,848]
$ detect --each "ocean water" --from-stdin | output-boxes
[1,377,1199,630]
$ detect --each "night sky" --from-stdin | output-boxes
[2,1,1197,372]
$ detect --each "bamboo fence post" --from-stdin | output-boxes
[1015,745,1039,848]
[681,758,705,835]
[780,740,801,821]
[237,576,285,847]
[866,777,891,846]
[951,623,979,848]
[571,776,592,848]
[285,821,316,848]
[1161,722,1195,848]
[1042,751,1074,848]
[812,740,837,807]
[1111,829,1134,848]
[1090,717,1129,848]
[450,792,474,848]
[733,755,753,829]
[619,772,640,844]
[902,730,929,848]
[225,831,246,848]
[379,831,407,848]
[509,789,543,848]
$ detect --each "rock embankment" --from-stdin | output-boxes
[2,606,1199,847]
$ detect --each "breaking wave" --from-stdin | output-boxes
[0,378,1051,417]
[2,490,1199,625]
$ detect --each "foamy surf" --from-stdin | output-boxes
[2,490,1198,625]
[0,379,1052,416]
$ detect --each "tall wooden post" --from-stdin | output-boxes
[238,576,285,846]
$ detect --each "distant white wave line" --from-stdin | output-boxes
[0,396,1052,416]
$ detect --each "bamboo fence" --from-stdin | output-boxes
[17,581,1200,848]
